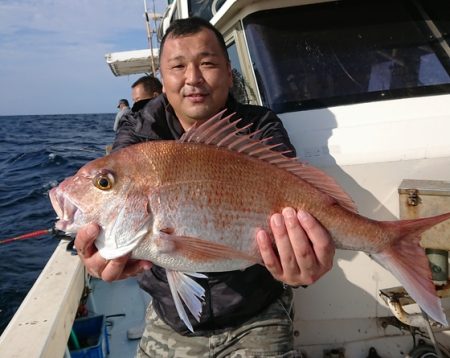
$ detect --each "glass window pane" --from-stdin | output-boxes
[420,0,450,38]
[188,0,226,20]
[243,0,450,113]
[227,42,252,104]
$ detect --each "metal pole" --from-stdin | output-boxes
[144,0,156,74]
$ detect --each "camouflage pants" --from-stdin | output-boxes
[136,288,300,358]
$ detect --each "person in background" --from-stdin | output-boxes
[75,17,335,357]
[130,75,163,112]
[113,75,163,136]
[113,99,131,131]
[113,76,162,134]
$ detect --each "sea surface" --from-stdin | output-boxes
[0,113,115,334]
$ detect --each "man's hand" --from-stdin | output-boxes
[74,223,152,282]
[257,207,334,286]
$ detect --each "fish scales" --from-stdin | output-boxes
[134,141,289,271]
[122,141,395,269]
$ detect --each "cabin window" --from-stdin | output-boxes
[243,0,450,113]
[227,42,252,104]
[188,0,226,20]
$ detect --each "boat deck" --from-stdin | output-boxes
[87,277,151,357]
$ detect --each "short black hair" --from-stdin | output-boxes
[160,17,229,62]
[131,75,163,95]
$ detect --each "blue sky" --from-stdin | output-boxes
[0,0,167,116]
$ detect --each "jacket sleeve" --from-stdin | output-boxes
[112,112,143,151]
[257,110,297,157]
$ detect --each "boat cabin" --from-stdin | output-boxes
[158,1,450,356]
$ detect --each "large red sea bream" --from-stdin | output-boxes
[50,112,450,332]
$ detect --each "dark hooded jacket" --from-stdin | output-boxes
[113,93,296,336]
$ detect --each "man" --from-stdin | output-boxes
[75,17,335,357]
[113,76,162,136]
[130,75,163,112]
[113,98,131,131]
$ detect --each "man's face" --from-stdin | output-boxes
[132,84,151,103]
[160,28,233,130]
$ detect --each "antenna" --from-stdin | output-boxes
[143,0,162,75]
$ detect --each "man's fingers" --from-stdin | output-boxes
[270,213,299,281]
[74,223,100,258]
[256,229,282,278]
[297,210,335,270]
[73,223,151,281]
[85,253,152,281]
[258,208,335,287]
[281,208,317,274]
[122,260,153,277]
[100,255,129,281]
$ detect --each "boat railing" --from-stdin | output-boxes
[0,241,85,357]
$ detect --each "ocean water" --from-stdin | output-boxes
[0,113,115,334]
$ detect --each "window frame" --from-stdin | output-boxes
[223,22,260,105]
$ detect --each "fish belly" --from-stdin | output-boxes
[133,179,270,272]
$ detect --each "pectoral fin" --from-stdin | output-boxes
[166,270,207,332]
[159,230,260,264]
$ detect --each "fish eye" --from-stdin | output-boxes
[93,172,114,190]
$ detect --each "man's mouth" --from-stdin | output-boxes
[185,93,208,102]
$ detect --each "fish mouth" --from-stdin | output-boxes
[49,187,79,232]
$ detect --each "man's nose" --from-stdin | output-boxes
[185,64,204,85]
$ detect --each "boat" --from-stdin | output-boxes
[1,0,450,356]
[105,48,159,77]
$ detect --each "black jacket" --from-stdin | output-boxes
[113,94,296,336]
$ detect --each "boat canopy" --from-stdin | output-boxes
[105,48,159,76]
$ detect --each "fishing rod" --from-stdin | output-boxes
[0,228,72,245]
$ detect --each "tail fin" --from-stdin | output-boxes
[373,212,450,325]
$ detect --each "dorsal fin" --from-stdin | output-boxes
[180,111,357,213]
